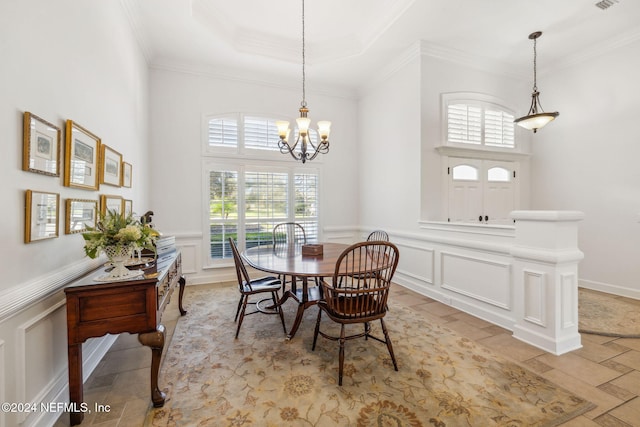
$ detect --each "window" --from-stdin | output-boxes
[206,114,319,152]
[452,164,479,181]
[208,117,238,148]
[204,113,320,263]
[444,93,515,148]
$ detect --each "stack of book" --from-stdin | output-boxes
[155,235,176,261]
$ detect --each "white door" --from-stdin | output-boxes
[448,159,483,223]
[484,161,515,225]
[447,158,516,224]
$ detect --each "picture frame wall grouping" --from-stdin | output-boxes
[22,112,136,244]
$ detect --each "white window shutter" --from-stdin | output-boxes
[208,118,238,147]
[448,104,482,144]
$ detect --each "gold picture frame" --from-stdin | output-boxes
[100,144,122,187]
[123,199,133,216]
[23,112,61,176]
[65,198,98,234]
[25,190,59,243]
[122,161,132,188]
[64,120,101,190]
[100,194,123,216]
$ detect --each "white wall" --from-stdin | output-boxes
[358,48,422,230]
[0,1,149,425]
[420,49,533,221]
[531,39,640,297]
[148,66,360,283]
[0,0,150,290]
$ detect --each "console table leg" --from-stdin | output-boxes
[178,275,187,316]
[67,344,84,426]
[138,325,166,407]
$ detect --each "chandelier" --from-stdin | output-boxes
[276,0,331,163]
[514,31,559,133]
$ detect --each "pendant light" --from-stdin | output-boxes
[514,31,559,133]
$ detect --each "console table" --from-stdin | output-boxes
[64,251,186,425]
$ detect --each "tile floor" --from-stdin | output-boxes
[54,283,640,427]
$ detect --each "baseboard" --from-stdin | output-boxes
[24,335,118,427]
[579,279,640,300]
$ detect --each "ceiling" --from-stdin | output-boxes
[123,0,640,92]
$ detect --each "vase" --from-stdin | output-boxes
[100,245,142,281]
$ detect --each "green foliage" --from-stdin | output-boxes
[82,209,159,259]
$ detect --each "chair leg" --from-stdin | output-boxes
[235,296,249,339]
[312,308,322,351]
[338,324,346,386]
[273,291,286,334]
[380,318,398,371]
[234,295,244,322]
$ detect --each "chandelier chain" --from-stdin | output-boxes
[301,0,306,108]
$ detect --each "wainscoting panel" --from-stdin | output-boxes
[395,242,434,286]
[177,243,198,274]
[441,251,512,310]
[1,339,4,427]
[523,269,546,327]
[15,301,67,423]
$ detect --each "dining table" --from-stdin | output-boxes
[242,242,350,339]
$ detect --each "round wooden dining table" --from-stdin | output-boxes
[242,242,349,339]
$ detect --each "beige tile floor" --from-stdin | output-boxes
[54,284,640,427]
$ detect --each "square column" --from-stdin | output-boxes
[510,210,585,355]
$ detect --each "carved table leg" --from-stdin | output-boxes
[138,325,166,407]
[178,275,187,316]
[68,343,84,426]
[286,277,309,340]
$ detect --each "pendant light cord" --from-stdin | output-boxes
[532,36,538,92]
[301,0,307,108]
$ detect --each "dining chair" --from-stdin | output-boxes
[367,229,389,242]
[272,222,308,292]
[312,241,400,385]
[229,238,286,339]
[273,222,307,249]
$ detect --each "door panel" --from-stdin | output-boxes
[447,158,516,224]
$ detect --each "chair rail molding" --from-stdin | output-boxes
[0,257,104,322]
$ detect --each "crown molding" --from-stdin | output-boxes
[551,27,640,71]
[150,60,358,100]
[119,0,152,65]
[358,41,423,96]
[192,0,415,66]
[419,41,524,80]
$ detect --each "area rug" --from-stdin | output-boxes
[579,288,640,337]
[145,284,594,427]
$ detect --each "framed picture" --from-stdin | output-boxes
[65,199,98,234]
[25,190,59,243]
[122,162,132,188]
[23,112,61,176]
[100,145,122,187]
[100,194,123,216]
[123,199,133,216]
[64,120,100,190]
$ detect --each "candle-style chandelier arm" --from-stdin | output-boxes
[277,131,330,164]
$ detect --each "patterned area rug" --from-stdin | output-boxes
[579,288,640,337]
[145,284,594,427]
